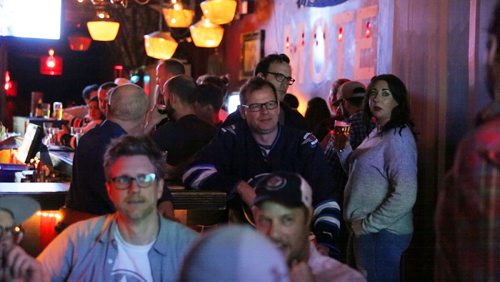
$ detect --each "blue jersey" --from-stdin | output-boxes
[183,123,342,258]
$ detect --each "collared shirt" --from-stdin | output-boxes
[435,101,500,281]
[38,214,198,282]
[308,242,366,281]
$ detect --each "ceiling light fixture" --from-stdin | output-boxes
[87,9,120,41]
[200,0,237,25]
[162,0,194,28]
[144,0,178,59]
[190,17,224,48]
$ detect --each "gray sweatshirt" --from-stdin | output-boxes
[341,126,417,235]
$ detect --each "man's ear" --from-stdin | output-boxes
[238,105,246,120]
[256,72,265,78]
[157,179,164,199]
[105,182,112,195]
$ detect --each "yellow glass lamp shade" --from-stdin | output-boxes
[190,18,224,48]
[162,3,194,28]
[200,0,237,25]
[87,21,120,41]
[144,31,178,59]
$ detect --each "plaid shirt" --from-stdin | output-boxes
[435,101,500,281]
[324,111,372,205]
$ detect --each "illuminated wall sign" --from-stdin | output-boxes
[284,4,378,84]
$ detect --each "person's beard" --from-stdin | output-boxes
[157,101,176,122]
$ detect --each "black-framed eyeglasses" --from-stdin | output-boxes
[241,100,279,112]
[0,225,24,243]
[266,72,295,85]
[110,173,157,190]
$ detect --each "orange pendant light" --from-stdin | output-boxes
[144,31,178,59]
[162,0,194,28]
[200,0,237,25]
[190,18,224,48]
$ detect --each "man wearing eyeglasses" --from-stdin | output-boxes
[222,53,308,130]
[184,77,342,259]
[0,195,48,281]
[39,135,198,281]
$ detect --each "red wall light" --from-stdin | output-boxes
[40,49,63,76]
[4,71,17,97]
[68,35,91,51]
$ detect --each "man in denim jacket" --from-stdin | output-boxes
[38,135,198,281]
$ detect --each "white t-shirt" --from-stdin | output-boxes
[112,225,155,282]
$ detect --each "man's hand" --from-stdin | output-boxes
[236,181,256,207]
[351,219,364,236]
[290,260,314,282]
[0,243,48,282]
[144,104,168,134]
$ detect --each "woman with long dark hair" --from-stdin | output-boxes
[340,74,417,281]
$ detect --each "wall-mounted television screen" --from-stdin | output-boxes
[0,0,61,40]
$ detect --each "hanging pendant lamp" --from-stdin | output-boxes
[190,18,224,48]
[144,31,178,59]
[144,0,179,59]
[200,0,237,25]
[87,10,120,41]
[162,0,194,28]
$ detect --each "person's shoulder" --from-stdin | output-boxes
[471,116,500,145]
[283,126,319,149]
[308,244,366,281]
[461,116,500,164]
[221,111,243,126]
[59,215,109,241]
[219,123,241,136]
[159,217,199,242]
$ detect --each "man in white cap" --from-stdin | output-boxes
[252,171,365,281]
[0,195,48,281]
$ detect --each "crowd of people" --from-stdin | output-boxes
[2,3,498,281]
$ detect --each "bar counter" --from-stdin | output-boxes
[0,182,227,211]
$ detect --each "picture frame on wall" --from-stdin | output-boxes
[240,30,265,79]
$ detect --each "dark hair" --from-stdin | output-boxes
[254,53,290,76]
[305,97,331,131]
[166,75,198,105]
[103,135,165,181]
[363,74,414,134]
[239,77,278,105]
[161,59,186,76]
[346,96,364,108]
[196,74,229,94]
[283,93,299,109]
[196,84,225,111]
[82,84,99,100]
